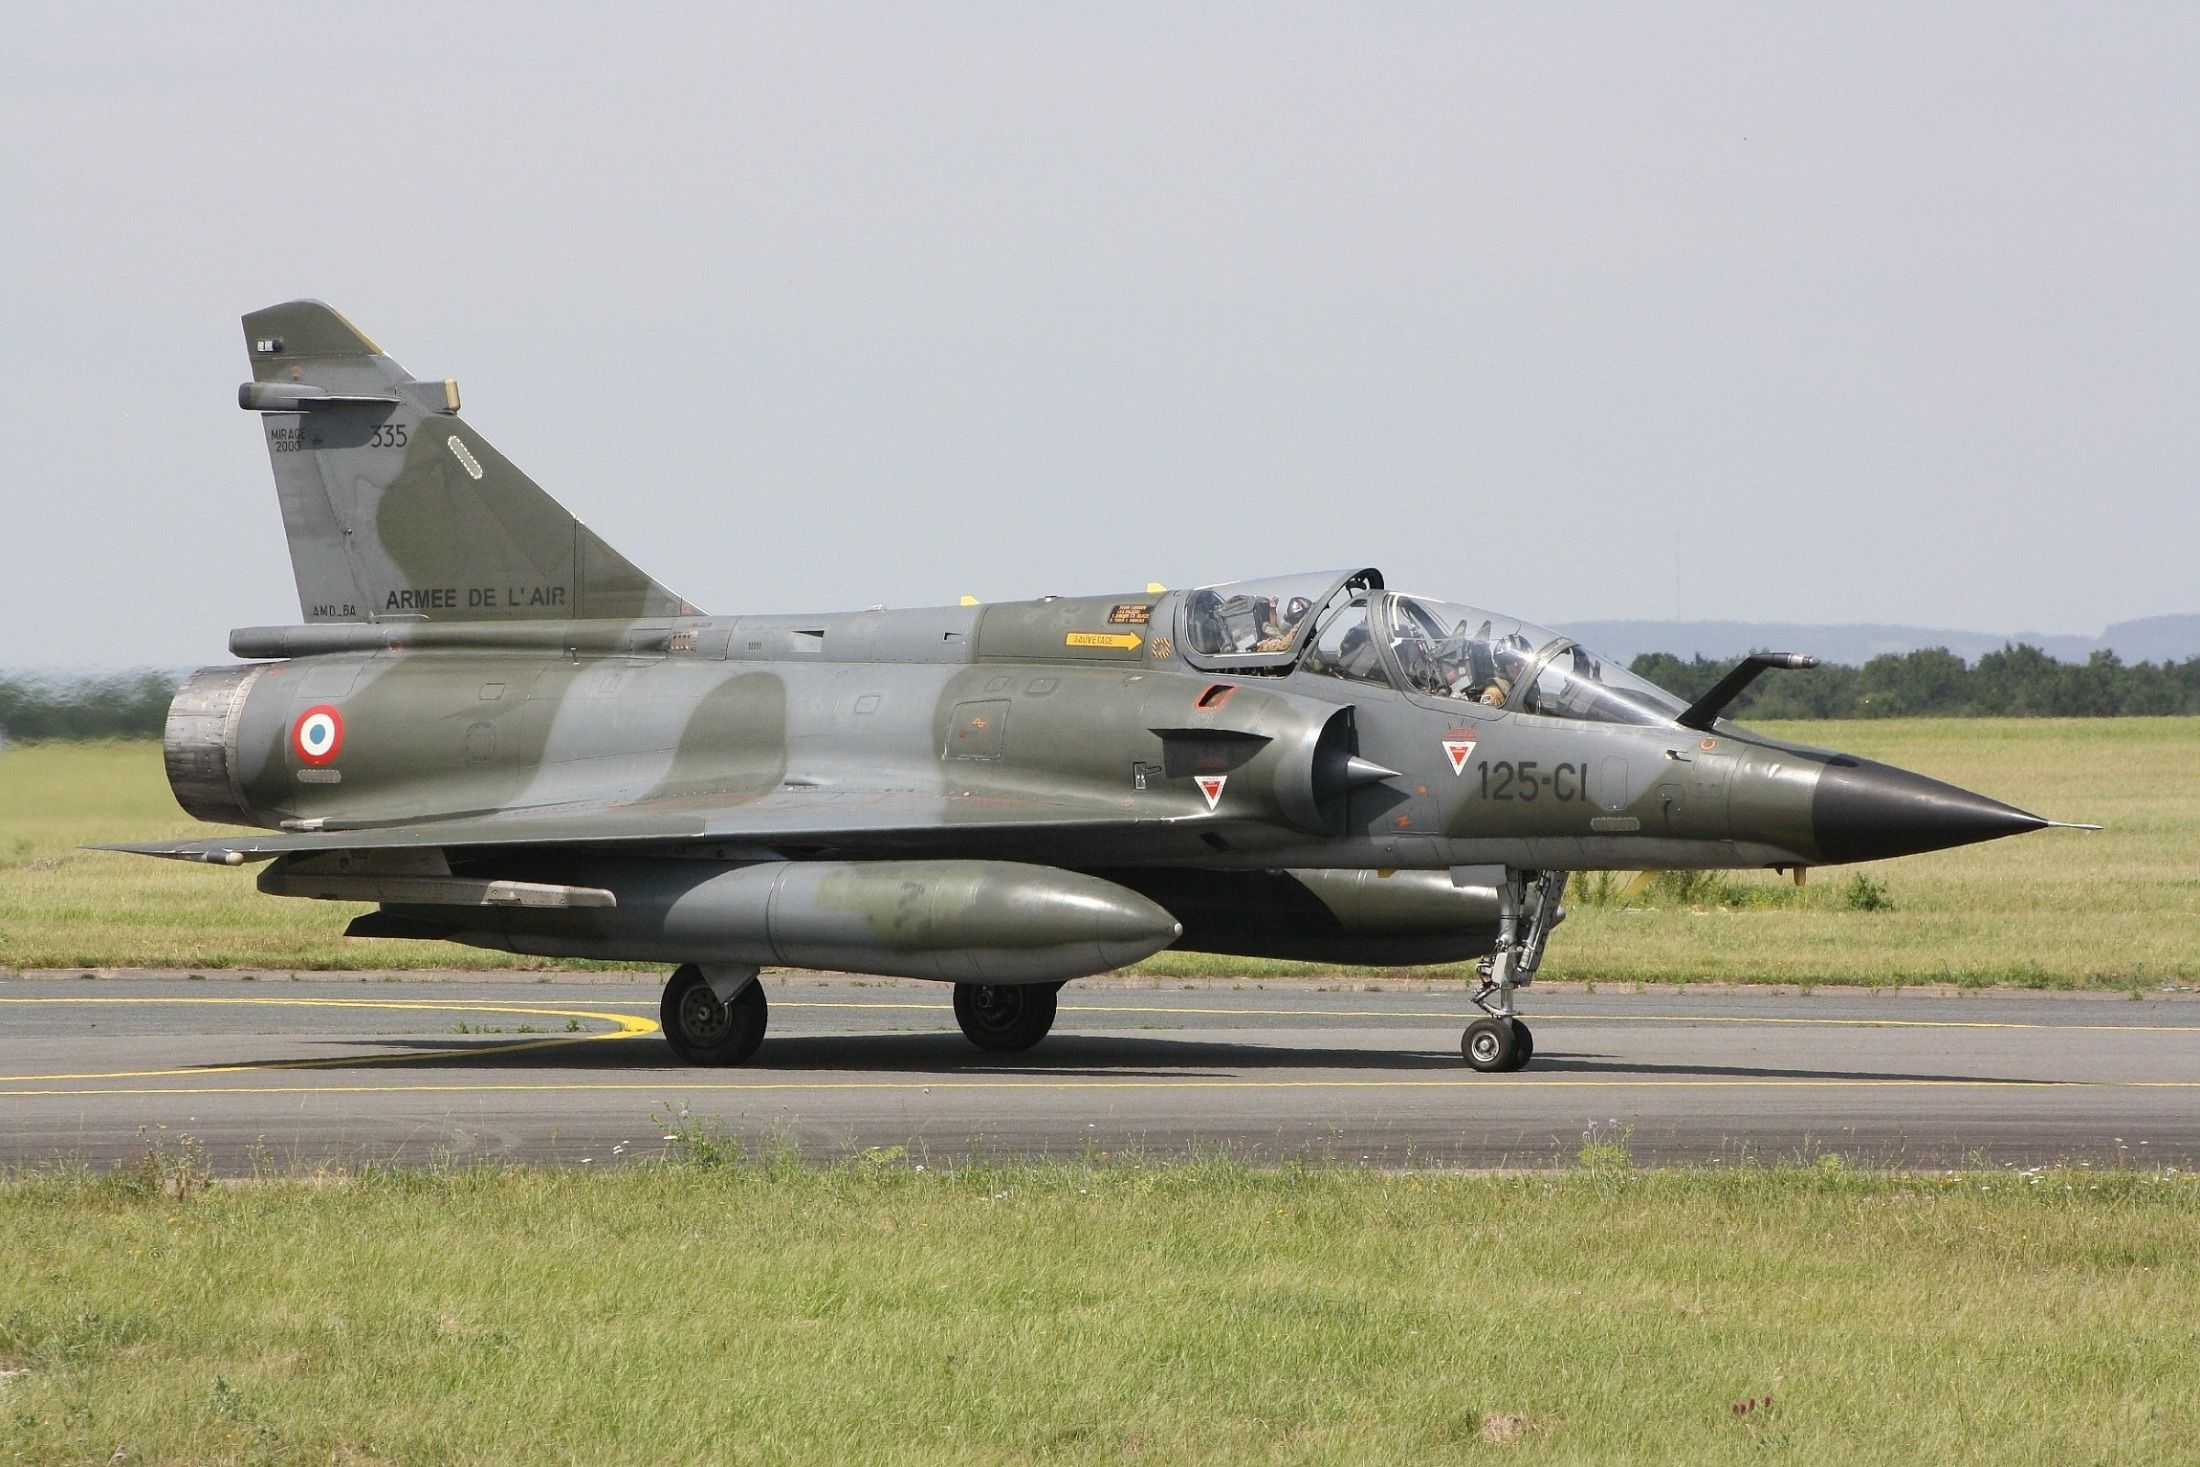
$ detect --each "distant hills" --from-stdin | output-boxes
[1555,614,2200,667]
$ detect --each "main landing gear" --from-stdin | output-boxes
[657,970,1066,1064]
[661,963,768,1065]
[952,982,1060,1052]
[1463,871,1567,1073]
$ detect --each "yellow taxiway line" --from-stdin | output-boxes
[9,993,2194,1036]
[2,994,2194,1096]
[785,999,2200,1036]
[0,996,655,1084]
[2,1077,2199,1101]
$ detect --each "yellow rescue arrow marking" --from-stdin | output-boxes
[1065,631,1143,650]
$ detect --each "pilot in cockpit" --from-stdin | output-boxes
[1188,591,1310,655]
[1253,596,1315,653]
[1401,620,1530,705]
[1478,637,1532,707]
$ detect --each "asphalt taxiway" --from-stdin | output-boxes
[3,973,2195,1171]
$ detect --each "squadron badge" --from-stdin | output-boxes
[1441,727,1478,775]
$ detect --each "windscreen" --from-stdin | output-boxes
[1518,643,1689,725]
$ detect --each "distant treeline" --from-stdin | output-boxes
[1631,645,2200,719]
[4,646,2199,742]
[0,672,177,742]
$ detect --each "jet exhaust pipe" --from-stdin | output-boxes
[372,858,1182,984]
[163,664,270,827]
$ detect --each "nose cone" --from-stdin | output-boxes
[1810,757,2047,864]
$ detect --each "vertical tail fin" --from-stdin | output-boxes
[239,300,695,623]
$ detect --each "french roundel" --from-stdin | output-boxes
[292,705,345,765]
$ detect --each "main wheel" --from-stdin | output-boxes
[952,982,1059,1052]
[1461,1016,1526,1073]
[1514,1020,1534,1063]
[661,964,768,1065]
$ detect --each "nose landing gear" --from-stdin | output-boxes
[1462,1016,1531,1071]
[1464,871,1565,1073]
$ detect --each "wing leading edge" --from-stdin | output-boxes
[99,786,1208,865]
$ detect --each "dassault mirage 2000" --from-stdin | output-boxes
[114,301,2082,1072]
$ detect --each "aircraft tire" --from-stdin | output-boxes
[661,964,768,1065]
[953,982,1059,1052]
[1515,1021,1534,1064]
[1461,1016,1526,1073]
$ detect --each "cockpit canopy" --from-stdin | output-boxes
[1382,595,1686,725]
[1182,571,1347,660]
[1177,570,1688,727]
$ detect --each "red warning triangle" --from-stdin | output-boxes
[1442,737,1475,775]
[1195,774,1227,811]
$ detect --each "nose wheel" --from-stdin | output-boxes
[661,964,768,1065]
[1461,1017,1534,1072]
[1462,870,1564,1072]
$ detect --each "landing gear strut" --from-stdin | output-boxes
[1463,871,1566,1073]
[952,982,1060,1052]
[661,964,768,1065]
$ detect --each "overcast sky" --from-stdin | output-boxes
[2,4,2193,670]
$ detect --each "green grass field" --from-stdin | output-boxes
[1,1158,2193,1465]
[2,721,2195,985]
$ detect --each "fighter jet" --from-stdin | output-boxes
[112,301,2080,1071]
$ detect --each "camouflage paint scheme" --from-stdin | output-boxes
[114,303,2060,1069]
